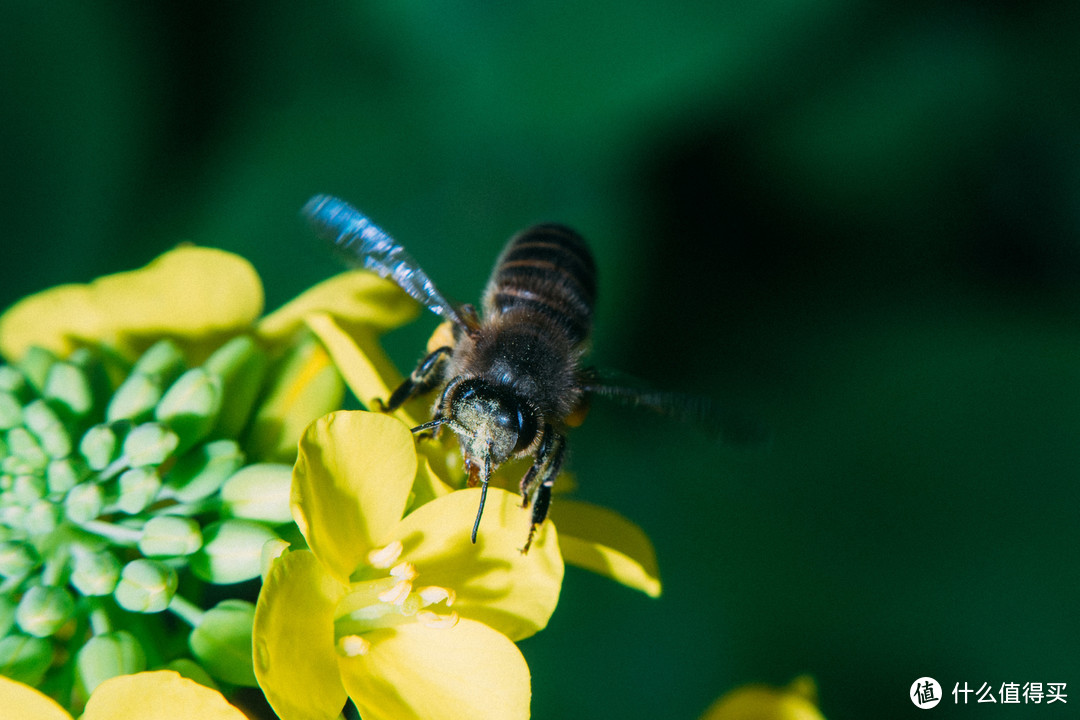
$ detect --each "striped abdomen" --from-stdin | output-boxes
[482,224,597,347]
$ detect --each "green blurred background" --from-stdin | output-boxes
[3,2,1079,717]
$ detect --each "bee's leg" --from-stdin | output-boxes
[519,425,566,553]
[378,346,453,413]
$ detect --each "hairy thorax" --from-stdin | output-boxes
[448,311,584,422]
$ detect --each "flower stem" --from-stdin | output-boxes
[88,600,111,635]
[42,545,70,586]
[167,593,204,627]
[98,457,130,482]
[79,519,142,545]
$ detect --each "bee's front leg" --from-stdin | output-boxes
[378,345,453,413]
[519,425,566,553]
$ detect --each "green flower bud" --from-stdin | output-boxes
[70,548,121,596]
[220,463,293,524]
[121,422,179,467]
[17,347,57,395]
[189,520,277,585]
[131,339,186,383]
[155,368,223,451]
[0,634,53,685]
[46,457,88,496]
[139,515,203,558]
[162,439,244,504]
[0,594,16,636]
[1,457,26,477]
[13,473,46,504]
[0,506,26,535]
[75,630,147,697]
[0,540,39,578]
[114,559,177,613]
[80,422,126,471]
[1,456,29,477]
[64,347,111,414]
[0,365,28,396]
[203,335,268,439]
[23,499,59,536]
[114,466,161,515]
[15,585,76,637]
[65,483,105,524]
[106,372,163,423]
[5,427,47,472]
[162,657,219,690]
[0,392,22,430]
[22,399,73,459]
[43,360,95,421]
[189,599,257,686]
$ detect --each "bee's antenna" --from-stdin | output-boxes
[470,443,493,544]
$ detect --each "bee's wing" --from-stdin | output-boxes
[303,195,468,328]
[581,369,770,445]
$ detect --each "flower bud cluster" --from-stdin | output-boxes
[0,337,295,701]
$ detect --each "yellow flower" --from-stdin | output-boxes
[0,247,423,708]
[700,676,826,720]
[0,670,248,720]
[0,245,417,363]
[306,311,663,597]
[253,411,564,720]
[0,245,419,461]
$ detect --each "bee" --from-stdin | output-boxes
[303,195,753,552]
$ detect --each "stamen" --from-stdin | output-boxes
[417,585,456,607]
[334,549,462,648]
[366,540,404,569]
[336,634,372,657]
[389,561,419,581]
[377,580,412,606]
[416,610,459,629]
[400,593,422,616]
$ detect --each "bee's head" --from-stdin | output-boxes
[443,378,538,473]
[431,378,539,544]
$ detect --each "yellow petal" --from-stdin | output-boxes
[550,500,662,598]
[700,678,825,720]
[0,675,71,720]
[82,671,247,720]
[0,246,263,362]
[339,618,530,720]
[258,271,419,341]
[303,313,427,427]
[243,334,346,462]
[389,488,563,641]
[292,412,416,580]
[253,550,349,720]
[408,452,453,511]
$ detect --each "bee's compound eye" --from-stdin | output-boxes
[513,405,538,453]
[493,405,519,433]
[456,384,477,404]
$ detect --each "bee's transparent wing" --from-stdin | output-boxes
[582,369,770,445]
[303,195,466,327]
